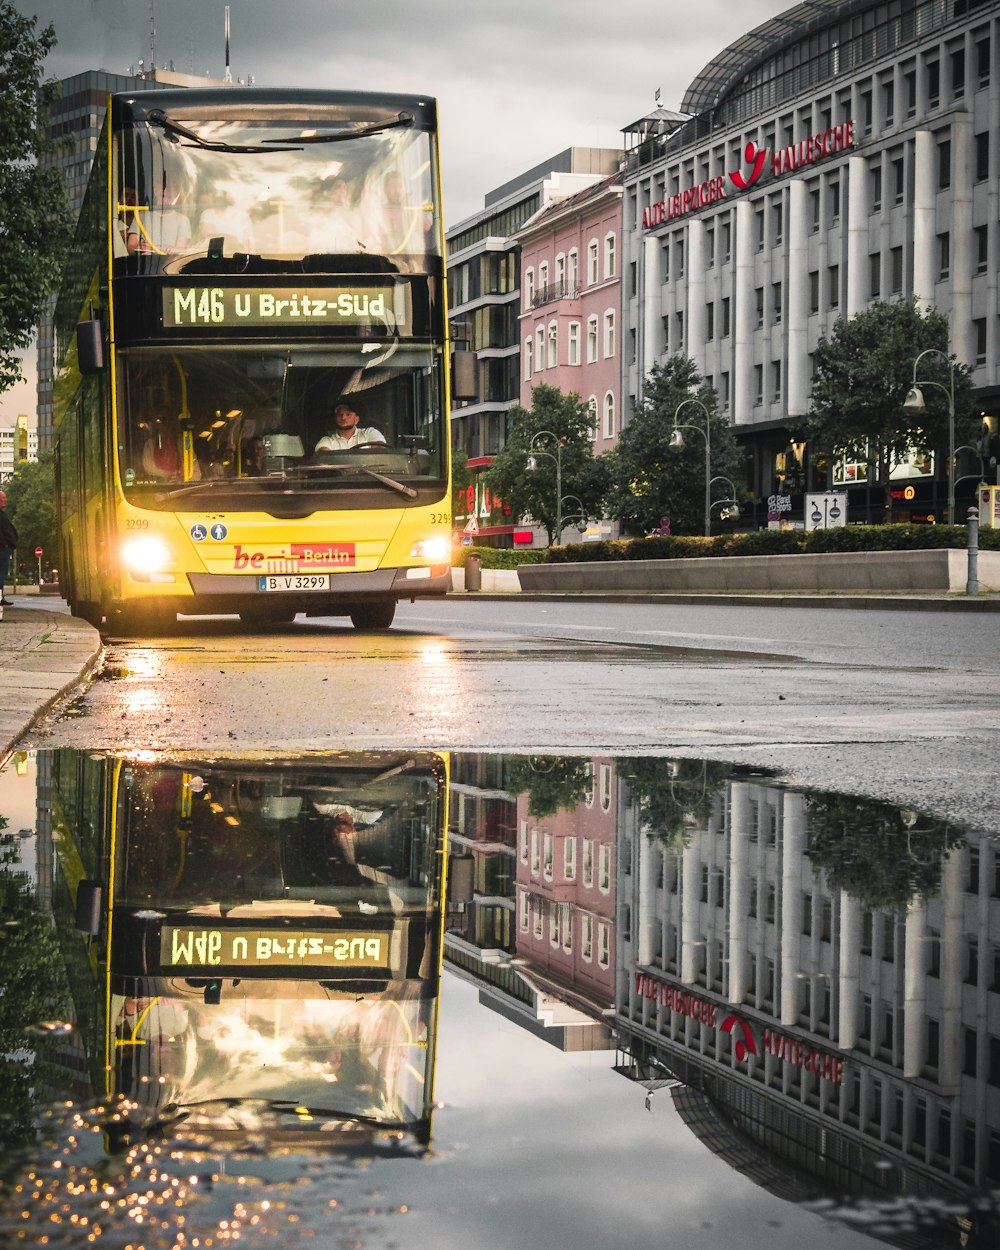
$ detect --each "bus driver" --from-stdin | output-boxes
[314,400,386,452]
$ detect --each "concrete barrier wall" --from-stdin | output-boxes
[516,549,1000,594]
[451,567,522,593]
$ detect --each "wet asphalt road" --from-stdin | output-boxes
[25,596,1000,835]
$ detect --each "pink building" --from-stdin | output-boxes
[514,757,618,1008]
[515,174,623,456]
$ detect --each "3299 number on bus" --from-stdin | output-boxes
[258,574,331,592]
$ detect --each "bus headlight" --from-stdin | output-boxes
[410,536,450,562]
[122,536,171,575]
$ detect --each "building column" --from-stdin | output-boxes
[846,155,869,317]
[687,219,707,375]
[912,131,936,312]
[939,845,964,1095]
[727,782,751,1003]
[838,891,861,1051]
[733,200,755,423]
[680,840,701,984]
[780,792,805,1026]
[903,899,929,1078]
[950,112,974,364]
[786,180,809,419]
[641,235,662,395]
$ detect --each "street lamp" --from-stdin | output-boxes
[902,348,956,524]
[526,429,563,542]
[670,398,711,536]
[709,475,740,520]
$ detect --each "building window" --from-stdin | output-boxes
[883,79,894,125]
[721,297,731,337]
[543,832,553,881]
[904,69,916,117]
[604,232,616,280]
[975,319,987,366]
[567,248,579,292]
[598,922,610,968]
[938,140,951,189]
[524,267,535,306]
[524,337,533,380]
[599,763,612,812]
[772,360,782,403]
[891,246,903,294]
[599,844,612,893]
[938,232,950,280]
[976,225,989,274]
[754,207,764,251]
[535,325,545,371]
[977,37,991,87]
[519,820,528,864]
[603,392,615,439]
[603,310,615,359]
[587,315,598,364]
[587,239,599,285]
[530,828,540,875]
[720,371,730,410]
[706,227,715,267]
[829,180,840,225]
[809,188,820,231]
[772,281,782,324]
[675,236,685,277]
[587,396,598,440]
[555,252,565,290]
[564,836,576,881]
[871,164,882,212]
[721,221,731,262]
[893,155,905,203]
[927,59,941,107]
[870,252,881,298]
[976,132,990,183]
[754,364,763,406]
[538,260,549,295]
[581,913,593,961]
[582,839,594,888]
[568,321,580,366]
[755,286,764,329]
[518,889,529,932]
[771,201,783,245]
[706,302,715,340]
[952,47,965,98]
[629,260,637,298]
[547,320,557,368]
[674,309,684,348]
[809,270,820,314]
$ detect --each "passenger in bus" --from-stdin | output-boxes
[142,188,192,256]
[321,173,365,252]
[314,400,386,453]
[241,435,268,476]
[141,414,202,481]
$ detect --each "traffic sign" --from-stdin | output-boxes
[463,515,479,535]
[34,547,42,557]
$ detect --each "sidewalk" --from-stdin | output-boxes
[0,598,102,758]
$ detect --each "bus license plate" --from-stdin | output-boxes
[258,574,331,593]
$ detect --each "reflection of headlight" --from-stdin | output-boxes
[121,536,170,573]
[410,536,450,562]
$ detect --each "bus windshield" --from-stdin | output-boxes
[116,100,440,273]
[119,343,446,504]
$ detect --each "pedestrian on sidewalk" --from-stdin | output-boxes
[0,491,17,608]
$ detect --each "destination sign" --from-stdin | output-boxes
[163,285,397,328]
[160,925,391,969]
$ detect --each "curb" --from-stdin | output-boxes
[444,591,1000,611]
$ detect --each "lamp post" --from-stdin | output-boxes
[526,429,563,543]
[670,398,712,537]
[709,476,740,520]
[902,348,955,524]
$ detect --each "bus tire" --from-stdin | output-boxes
[349,601,395,631]
[76,600,103,629]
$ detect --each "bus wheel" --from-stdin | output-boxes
[349,601,395,631]
[239,606,297,628]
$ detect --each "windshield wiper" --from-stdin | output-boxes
[264,112,414,145]
[298,463,418,499]
[146,108,302,154]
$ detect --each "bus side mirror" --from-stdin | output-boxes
[74,879,103,935]
[452,349,478,402]
[77,320,105,374]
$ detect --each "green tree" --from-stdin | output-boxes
[0,5,71,393]
[484,384,607,544]
[805,299,976,522]
[615,757,731,851]
[804,793,964,912]
[6,452,56,574]
[604,356,742,536]
[505,755,594,819]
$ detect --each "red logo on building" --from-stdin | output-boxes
[729,141,768,190]
[721,1013,758,1060]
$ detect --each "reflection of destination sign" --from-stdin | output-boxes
[163,286,392,327]
[634,972,843,1085]
[161,926,390,969]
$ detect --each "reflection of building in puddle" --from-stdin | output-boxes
[444,753,615,1053]
[614,772,1000,1235]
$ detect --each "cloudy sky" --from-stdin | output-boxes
[17,0,795,224]
[2,0,793,425]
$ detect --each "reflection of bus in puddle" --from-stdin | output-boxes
[54,750,448,1151]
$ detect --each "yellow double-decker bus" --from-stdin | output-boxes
[54,749,449,1150]
[54,89,467,633]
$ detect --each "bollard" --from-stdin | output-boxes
[967,506,979,596]
[465,551,482,592]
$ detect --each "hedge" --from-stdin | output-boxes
[453,546,550,570]
[544,524,1000,564]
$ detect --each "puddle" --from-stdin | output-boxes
[0,748,997,1249]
